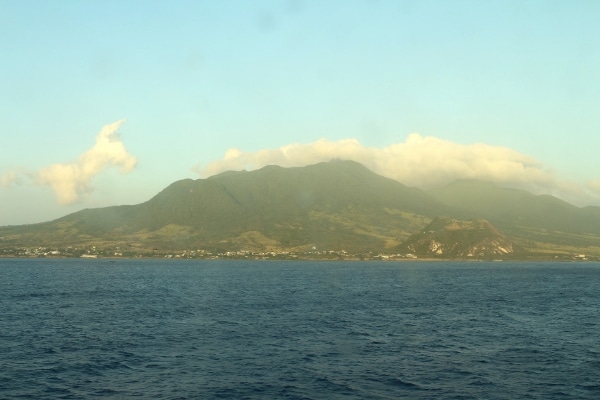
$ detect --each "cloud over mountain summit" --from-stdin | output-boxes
[199,134,551,187]
[197,134,598,206]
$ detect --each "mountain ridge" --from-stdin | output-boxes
[428,179,600,235]
[2,160,600,259]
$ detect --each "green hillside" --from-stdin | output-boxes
[429,180,600,235]
[0,161,450,255]
[2,161,600,259]
[429,180,600,257]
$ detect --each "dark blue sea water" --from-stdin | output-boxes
[1,259,599,399]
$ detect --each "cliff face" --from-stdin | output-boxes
[399,217,515,258]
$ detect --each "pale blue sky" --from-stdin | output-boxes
[1,0,600,225]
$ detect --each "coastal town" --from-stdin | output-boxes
[0,244,413,261]
[0,244,593,261]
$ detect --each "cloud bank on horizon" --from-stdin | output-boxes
[197,134,600,206]
[2,120,137,204]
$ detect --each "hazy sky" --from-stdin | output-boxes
[2,0,600,226]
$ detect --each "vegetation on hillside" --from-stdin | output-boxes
[2,160,600,260]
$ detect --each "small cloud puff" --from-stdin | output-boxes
[1,170,22,187]
[3,120,137,205]
[585,179,600,196]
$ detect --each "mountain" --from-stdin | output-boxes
[2,161,600,259]
[399,217,516,259]
[0,160,454,255]
[429,180,600,234]
[429,180,600,255]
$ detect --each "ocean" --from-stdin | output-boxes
[1,258,599,399]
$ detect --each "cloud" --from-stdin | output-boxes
[196,134,600,206]
[4,120,137,205]
[198,134,554,187]
[586,179,600,196]
[1,170,22,187]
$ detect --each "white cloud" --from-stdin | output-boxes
[197,134,600,206]
[1,170,21,187]
[586,179,600,196]
[198,134,554,188]
[3,120,137,205]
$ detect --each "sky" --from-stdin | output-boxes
[1,0,600,226]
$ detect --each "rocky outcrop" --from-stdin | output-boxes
[400,217,514,258]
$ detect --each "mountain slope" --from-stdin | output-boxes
[3,161,600,258]
[429,180,600,235]
[1,160,454,252]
